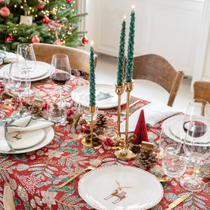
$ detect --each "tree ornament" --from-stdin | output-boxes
[95,114,108,130]
[138,151,158,168]
[5,34,14,42]
[0,0,4,3]
[66,0,72,2]
[82,36,88,44]
[32,36,40,43]
[103,137,113,146]
[42,16,49,24]
[0,7,10,18]
[37,0,45,10]
[67,109,74,116]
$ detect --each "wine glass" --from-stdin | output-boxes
[50,54,71,102]
[180,99,210,192]
[8,62,30,117]
[16,43,37,96]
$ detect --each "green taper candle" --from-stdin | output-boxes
[125,7,135,83]
[89,41,96,107]
[117,17,126,86]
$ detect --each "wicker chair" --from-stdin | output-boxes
[131,54,184,107]
[33,43,97,80]
[193,81,210,103]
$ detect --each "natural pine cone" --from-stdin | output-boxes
[71,69,81,77]
[80,71,89,80]
[78,118,87,125]
[138,151,158,168]
[67,116,74,123]
[95,114,108,130]
[31,107,44,117]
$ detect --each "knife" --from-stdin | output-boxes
[166,194,190,210]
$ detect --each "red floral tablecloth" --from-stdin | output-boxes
[0,74,210,210]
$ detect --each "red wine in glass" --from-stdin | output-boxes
[51,72,70,86]
[183,121,207,138]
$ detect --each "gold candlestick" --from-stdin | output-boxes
[115,80,137,161]
[111,84,124,142]
[82,106,102,147]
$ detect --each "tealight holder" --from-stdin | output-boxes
[114,80,137,161]
[82,106,103,147]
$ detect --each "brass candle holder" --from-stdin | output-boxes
[115,80,137,161]
[111,84,124,142]
[82,106,103,147]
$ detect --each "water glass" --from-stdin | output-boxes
[162,154,186,178]
[47,101,67,124]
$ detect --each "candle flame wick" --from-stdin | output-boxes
[91,41,94,46]
[132,5,135,10]
[124,16,126,20]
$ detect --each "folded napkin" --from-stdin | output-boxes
[3,51,24,63]
[132,110,149,144]
[120,103,181,133]
[0,116,53,152]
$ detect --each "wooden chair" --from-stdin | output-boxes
[33,43,97,80]
[193,81,210,103]
[132,54,184,107]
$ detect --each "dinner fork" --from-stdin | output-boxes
[121,99,141,115]
[58,156,103,188]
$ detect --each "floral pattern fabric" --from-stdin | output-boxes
[0,72,210,210]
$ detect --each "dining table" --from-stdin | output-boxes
[0,65,210,210]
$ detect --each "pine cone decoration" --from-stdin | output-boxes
[95,114,107,130]
[66,116,73,123]
[78,118,87,125]
[31,107,44,117]
[138,151,158,168]
[71,69,81,77]
[80,71,89,80]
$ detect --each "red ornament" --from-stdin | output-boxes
[132,110,149,145]
[0,89,4,94]
[42,103,48,110]
[67,109,74,116]
[32,36,40,43]
[81,124,90,132]
[55,39,62,46]
[103,137,113,146]
[42,16,49,24]
[16,98,20,104]
[0,7,10,17]
[82,36,88,44]
[5,34,14,42]
[0,0,4,3]
[37,0,44,10]
[66,0,72,2]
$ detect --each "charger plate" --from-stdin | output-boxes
[0,126,54,154]
[71,84,127,109]
[0,61,50,81]
[78,165,163,210]
[6,129,45,149]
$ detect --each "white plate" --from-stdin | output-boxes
[0,61,50,81]
[0,126,54,154]
[71,84,127,109]
[6,129,45,150]
[79,165,163,210]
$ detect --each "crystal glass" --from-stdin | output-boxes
[47,101,67,125]
[50,54,71,102]
[8,62,30,117]
[2,66,10,91]
[162,153,186,178]
[180,99,210,192]
[158,126,183,158]
[0,51,6,65]
[16,43,37,96]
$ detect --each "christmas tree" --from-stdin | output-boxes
[0,0,87,52]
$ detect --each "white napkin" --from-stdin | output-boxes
[120,103,181,133]
[0,116,53,151]
[4,52,24,63]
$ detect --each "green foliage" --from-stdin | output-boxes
[117,20,126,86]
[0,0,87,52]
[89,46,96,107]
[125,10,135,82]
